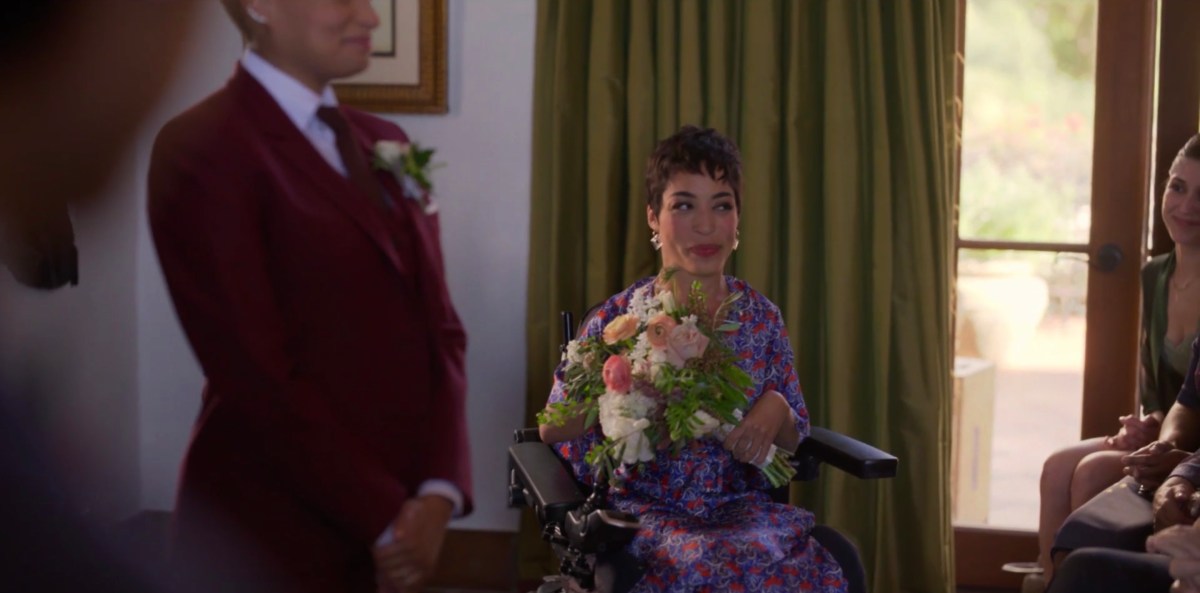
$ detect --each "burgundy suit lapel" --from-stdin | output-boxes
[348,119,450,301]
[346,113,456,365]
[228,68,409,277]
[377,171,446,284]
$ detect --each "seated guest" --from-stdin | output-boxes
[1027,136,1200,585]
[1043,337,1200,591]
[1046,528,1200,593]
[537,126,846,592]
[1033,135,1200,583]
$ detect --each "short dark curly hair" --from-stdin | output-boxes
[644,125,742,215]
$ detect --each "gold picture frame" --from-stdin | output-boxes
[335,0,447,114]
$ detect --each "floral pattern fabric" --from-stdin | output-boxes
[547,276,847,593]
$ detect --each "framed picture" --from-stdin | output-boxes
[335,0,447,114]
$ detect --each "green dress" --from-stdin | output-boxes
[1141,251,1196,413]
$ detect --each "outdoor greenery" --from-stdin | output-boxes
[958,0,1096,247]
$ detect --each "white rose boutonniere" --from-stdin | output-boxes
[372,139,442,214]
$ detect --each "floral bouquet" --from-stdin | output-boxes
[539,270,797,487]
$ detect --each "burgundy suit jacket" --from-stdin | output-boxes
[148,66,471,592]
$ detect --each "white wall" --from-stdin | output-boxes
[134,5,241,513]
[384,0,535,531]
[134,0,535,532]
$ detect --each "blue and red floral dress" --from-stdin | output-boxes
[547,276,847,593]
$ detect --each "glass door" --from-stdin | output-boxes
[952,0,1156,587]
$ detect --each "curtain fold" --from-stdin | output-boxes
[523,2,957,591]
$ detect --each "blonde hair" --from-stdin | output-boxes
[219,0,254,41]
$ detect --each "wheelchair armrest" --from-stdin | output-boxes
[508,440,587,524]
[793,426,898,480]
[514,427,542,444]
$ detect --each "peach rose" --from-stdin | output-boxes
[667,323,710,366]
[645,313,677,350]
[602,354,633,393]
[602,313,640,345]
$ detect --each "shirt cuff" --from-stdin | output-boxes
[376,524,394,547]
[1170,452,1200,486]
[375,480,464,547]
[417,479,464,517]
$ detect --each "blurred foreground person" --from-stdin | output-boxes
[0,0,198,591]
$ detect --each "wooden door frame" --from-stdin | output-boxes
[1079,0,1157,441]
[952,0,1158,588]
[1150,0,1200,258]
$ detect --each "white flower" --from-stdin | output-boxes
[374,140,411,166]
[627,333,651,368]
[597,390,658,465]
[562,339,584,368]
[617,422,655,465]
[691,410,721,437]
[401,175,426,204]
[659,290,677,314]
[627,285,661,323]
[646,347,668,381]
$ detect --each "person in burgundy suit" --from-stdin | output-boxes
[147,1,472,591]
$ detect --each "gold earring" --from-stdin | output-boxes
[733,230,740,251]
[650,232,662,251]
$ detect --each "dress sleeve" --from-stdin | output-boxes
[1170,449,1200,486]
[761,303,810,441]
[1176,338,1200,410]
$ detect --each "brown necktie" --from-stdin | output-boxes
[316,106,387,208]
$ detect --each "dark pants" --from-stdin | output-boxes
[1046,548,1172,593]
[1053,477,1154,557]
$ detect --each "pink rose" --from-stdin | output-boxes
[602,313,640,345]
[666,323,710,367]
[645,313,677,350]
[602,355,633,393]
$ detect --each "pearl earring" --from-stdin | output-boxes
[247,7,268,24]
[650,232,662,251]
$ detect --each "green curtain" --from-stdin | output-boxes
[523,2,957,591]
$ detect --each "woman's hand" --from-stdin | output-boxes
[1155,477,1199,532]
[1124,441,1192,490]
[1107,414,1162,451]
[723,391,790,466]
[538,411,587,444]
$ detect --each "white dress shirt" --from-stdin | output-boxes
[240,51,464,535]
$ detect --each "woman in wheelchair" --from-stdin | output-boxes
[537,126,847,593]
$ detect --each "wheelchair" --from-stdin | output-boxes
[508,310,899,593]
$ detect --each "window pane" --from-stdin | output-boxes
[959,0,1097,244]
[954,249,1088,529]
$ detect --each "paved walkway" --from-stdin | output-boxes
[964,315,1088,530]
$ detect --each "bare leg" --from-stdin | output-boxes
[1038,437,1109,582]
[1068,450,1127,510]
